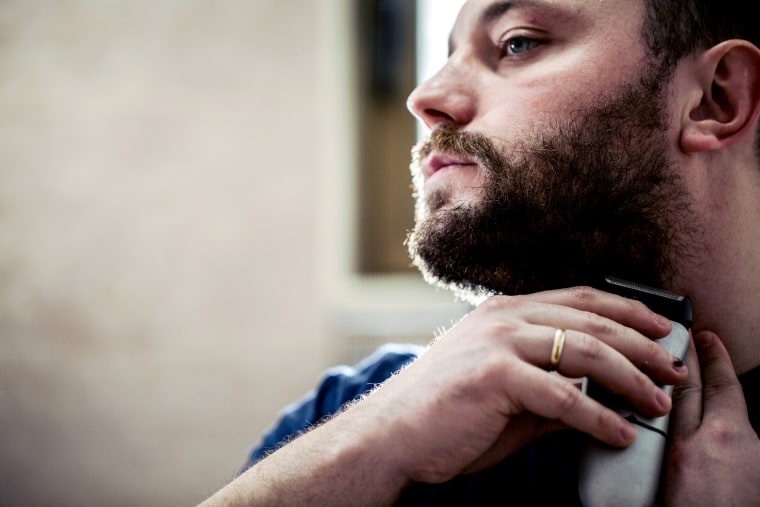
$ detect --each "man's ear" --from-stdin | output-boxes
[680,40,760,153]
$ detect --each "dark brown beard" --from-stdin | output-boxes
[407,75,698,303]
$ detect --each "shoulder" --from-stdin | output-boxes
[308,342,426,414]
[338,342,426,385]
[242,343,426,469]
[309,343,424,410]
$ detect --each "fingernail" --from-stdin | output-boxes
[672,358,685,369]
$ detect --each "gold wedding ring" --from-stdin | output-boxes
[550,328,566,370]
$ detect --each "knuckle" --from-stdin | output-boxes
[672,381,701,403]
[476,296,529,342]
[626,297,651,314]
[576,332,604,362]
[643,337,664,358]
[583,313,615,339]
[704,417,741,445]
[639,337,666,366]
[665,438,695,469]
[629,369,653,392]
[568,285,597,303]
[553,380,583,414]
[481,295,523,313]
[486,319,522,341]
[595,404,619,431]
[703,377,741,401]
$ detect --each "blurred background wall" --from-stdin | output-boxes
[0,1,469,506]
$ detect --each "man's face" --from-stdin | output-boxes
[406,0,698,302]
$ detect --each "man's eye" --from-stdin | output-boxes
[499,36,543,57]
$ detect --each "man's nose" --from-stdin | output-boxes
[406,61,477,130]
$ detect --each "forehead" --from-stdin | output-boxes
[451,0,645,48]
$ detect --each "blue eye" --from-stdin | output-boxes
[499,36,543,57]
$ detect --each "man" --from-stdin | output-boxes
[200,0,760,504]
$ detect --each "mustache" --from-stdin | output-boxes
[413,125,505,173]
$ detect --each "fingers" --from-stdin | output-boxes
[513,364,638,447]
[694,331,749,419]
[519,326,674,418]
[671,330,749,435]
[475,292,688,423]
[505,298,687,385]
[696,331,746,408]
[458,290,693,449]
[523,286,673,339]
[514,288,684,385]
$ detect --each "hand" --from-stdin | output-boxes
[659,331,760,506]
[362,287,687,485]
[199,287,689,507]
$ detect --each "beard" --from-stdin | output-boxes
[406,73,699,304]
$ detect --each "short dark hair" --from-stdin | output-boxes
[642,0,760,158]
[642,0,759,65]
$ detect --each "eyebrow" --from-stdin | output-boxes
[448,1,519,55]
[448,0,564,56]
[481,1,517,24]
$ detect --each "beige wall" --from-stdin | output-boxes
[0,1,332,505]
[0,2,469,506]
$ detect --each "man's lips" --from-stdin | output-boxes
[422,153,478,178]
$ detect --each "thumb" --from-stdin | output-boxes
[693,330,748,418]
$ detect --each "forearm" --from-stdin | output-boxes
[198,401,409,507]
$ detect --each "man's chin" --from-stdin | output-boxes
[416,253,673,304]
[410,224,669,301]
[420,188,484,216]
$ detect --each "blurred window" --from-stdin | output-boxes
[355,0,464,274]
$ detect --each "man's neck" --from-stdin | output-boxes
[689,281,760,376]
[677,186,760,375]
